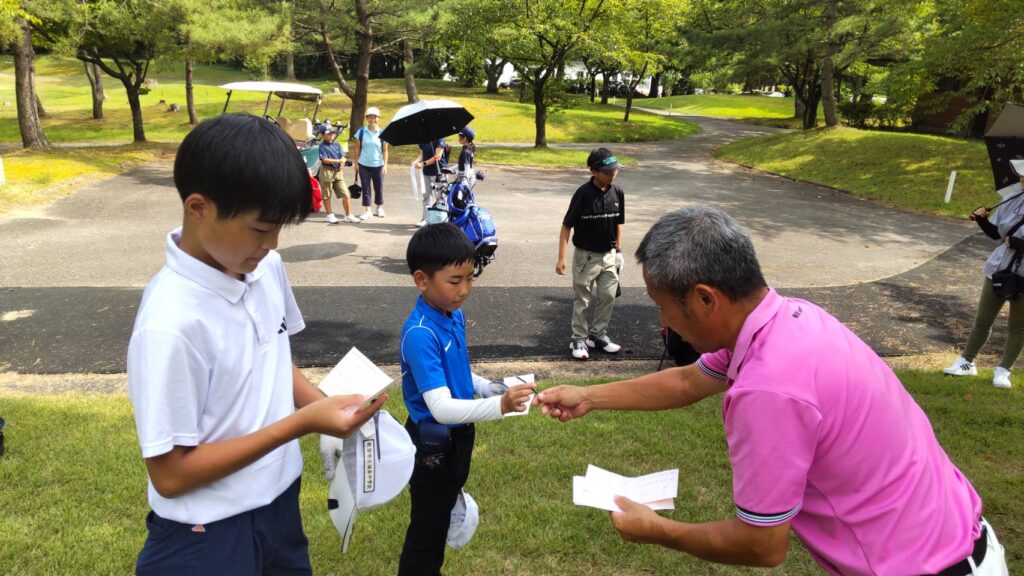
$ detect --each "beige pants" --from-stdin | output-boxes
[571,248,619,341]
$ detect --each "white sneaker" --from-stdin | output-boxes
[943,356,977,376]
[416,219,427,228]
[343,214,361,223]
[586,335,621,354]
[325,213,340,224]
[374,207,385,218]
[358,210,373,220]
[570,340,589,360]
[993,367,1012,388]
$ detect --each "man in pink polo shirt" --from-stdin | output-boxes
[536,206,1008,575]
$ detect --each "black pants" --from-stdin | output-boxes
[397,419,475,576]
[358,164,384,207]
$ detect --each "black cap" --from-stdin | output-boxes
[587,147,622,173]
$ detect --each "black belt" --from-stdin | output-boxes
[934,523,987,576]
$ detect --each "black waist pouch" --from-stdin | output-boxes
[415,420,451,454]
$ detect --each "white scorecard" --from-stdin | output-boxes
[318,347,393,401]
[573,465,678,512]
[502,373,535,416]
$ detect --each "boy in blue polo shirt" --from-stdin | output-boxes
[398,223,535,576]
[127,113,385,575]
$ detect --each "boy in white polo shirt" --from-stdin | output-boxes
[127,113,386,575]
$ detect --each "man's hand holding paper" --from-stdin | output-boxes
[534,384,593,421]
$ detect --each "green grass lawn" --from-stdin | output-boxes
[715,126,993,218]
[639,94,798,118]
[0,57,698,147]
[0,144,174,214]
[1,370,1020,574]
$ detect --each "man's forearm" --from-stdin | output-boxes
[584,365,726,412]
[650,517,789,568]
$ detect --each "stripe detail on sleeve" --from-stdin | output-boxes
[735,504,801,526]
[696,358,728,381]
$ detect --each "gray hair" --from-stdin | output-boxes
[635,205,766,302]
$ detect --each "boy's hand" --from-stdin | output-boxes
[534,385,592,421]
[556,259,567,275]
[500,383,536,414]
[300,394,387,437]
[319,434,345,480]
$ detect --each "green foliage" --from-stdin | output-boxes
[1,369,1021,573]
[448,44,486,88]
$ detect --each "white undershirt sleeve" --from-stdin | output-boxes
[423,387,503,424]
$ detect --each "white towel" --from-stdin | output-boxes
[409,164,427,201]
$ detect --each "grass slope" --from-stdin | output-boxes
[715,126,993,218]
[1,370,1020,574]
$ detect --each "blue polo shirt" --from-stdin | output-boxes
[399,296,475,425]
[318,140,344,169]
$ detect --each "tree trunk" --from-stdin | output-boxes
[600,71,610,104]
[84,60,104,120]
[124,81,147,142]
[403,41,419,104]
[794,98,804,119]
[624,91,633,121]
[185,57,198,125]
[589,73,596,102]
[12,17,48,149]
[320,24,355,99]
[649,72,661,98]
[349,0,372,134]
[533,75,548,148]
[821,0,839,128]
[35,92,48,118]
[285,51,296,80]
[484,58,504,94]
[802,91,821,129]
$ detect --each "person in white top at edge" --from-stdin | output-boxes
[351,106,389,220]
[128,113,385,575]
[945,159,1024,388]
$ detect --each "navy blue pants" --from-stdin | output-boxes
[398,420,475,576]
[358,164,384,207]
[136,477,311,576]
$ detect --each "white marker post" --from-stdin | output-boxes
[668,104,672,117]
[944,170,957,204]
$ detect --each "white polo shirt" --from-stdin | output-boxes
[127,228,305,524]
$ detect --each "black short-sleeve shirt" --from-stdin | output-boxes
[419,140,442,176]
[562,179,625,252]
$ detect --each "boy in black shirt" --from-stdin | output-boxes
[555,147,625,360]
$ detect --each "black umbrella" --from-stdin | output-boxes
[984,102,1024,196]
[379,99,474,146]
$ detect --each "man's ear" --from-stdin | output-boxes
[183,193,210,221]
[412,270,429,291]
[691,284,719,313]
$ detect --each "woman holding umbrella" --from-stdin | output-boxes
[413,139,446,227]
[351,106,389,220]
[945,159,1024,388]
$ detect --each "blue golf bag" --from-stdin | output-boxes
[447,177,497,276]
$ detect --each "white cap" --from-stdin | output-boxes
[446,490,479,549]
[354,411,415,510]
[365,106,381,117]
[1010,158,1024,177]
[326,411,415,554]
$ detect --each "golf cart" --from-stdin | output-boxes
[219,81,341,176]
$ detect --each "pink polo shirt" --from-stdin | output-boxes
[697,289,982,575]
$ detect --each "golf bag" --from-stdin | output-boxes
[447,177,497,276]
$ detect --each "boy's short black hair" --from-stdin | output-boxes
[406,223,476,276]
[174,113,313,225]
